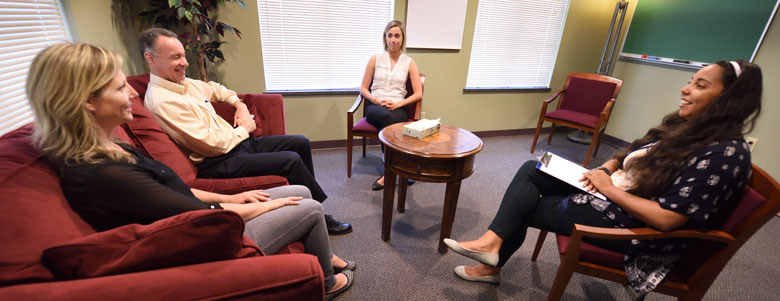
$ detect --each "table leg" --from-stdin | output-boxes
[397,176,408,213]
[438,180,462,253]
[382,170,396,241]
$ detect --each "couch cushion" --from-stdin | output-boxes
[127,73,150,99]
[122,96,198,184]
[42,210,262,279]
[190,176,289,195]
[0,125,96,285]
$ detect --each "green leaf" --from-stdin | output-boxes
[177,7,193,21]
[235,0,246,9]
[168,0,182,8]
[187,6,200,18]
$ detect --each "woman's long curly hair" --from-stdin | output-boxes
[613,60,762,198]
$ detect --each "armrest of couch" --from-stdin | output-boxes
[0,254,324,300]
[212,94,286,138]
[189,175,289,195]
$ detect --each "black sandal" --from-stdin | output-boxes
[324,270,354,301]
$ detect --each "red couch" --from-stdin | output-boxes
[0,125,324,299]
[125,73,288,194]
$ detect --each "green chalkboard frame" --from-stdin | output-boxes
[620,0,778,67]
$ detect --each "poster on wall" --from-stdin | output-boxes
[405,0,468,49]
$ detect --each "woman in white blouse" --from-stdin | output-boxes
[359,20,423,191]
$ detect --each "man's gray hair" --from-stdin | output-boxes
[138,28,177,58]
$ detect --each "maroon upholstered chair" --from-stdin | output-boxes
[530,73,623,168]
[346,73,426,177]
[530,164,780,300]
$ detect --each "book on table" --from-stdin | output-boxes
[536,151,606,200]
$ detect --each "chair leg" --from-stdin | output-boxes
[593,129,605,157]
[547,124,557,145]
[530,118,545,154]
[583,131,599,168]
[347,135,353,178]
[362,137,367,157]
[547,254,576,301]
[531,230,548,261]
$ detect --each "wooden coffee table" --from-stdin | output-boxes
[378,122,483,253]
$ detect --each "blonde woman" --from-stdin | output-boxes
[27,43,354,300]
[360,20,423,190]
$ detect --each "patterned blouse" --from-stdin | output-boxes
[571,139,752,298]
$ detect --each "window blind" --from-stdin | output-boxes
[0,0,69,136]
[465,0,570,89]
[257,0,393,92]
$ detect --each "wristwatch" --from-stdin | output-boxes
[597,167,611,175]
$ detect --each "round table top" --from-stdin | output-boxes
[379,122,483,159]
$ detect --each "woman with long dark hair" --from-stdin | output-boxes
[444,60,762,298]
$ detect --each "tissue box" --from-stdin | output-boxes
[403,119,441,139]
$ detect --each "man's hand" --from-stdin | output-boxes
[236,115,257,133]
[233,102,252,126]
[229,190,271,203]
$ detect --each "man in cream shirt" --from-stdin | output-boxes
[139,28,351,235]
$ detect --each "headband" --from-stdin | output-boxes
[729,61,742,78]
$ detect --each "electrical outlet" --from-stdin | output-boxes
[421,111,426,119]
[745,136,758,152]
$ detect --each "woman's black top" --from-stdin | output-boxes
[60,144,219,231]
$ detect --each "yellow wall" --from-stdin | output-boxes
[65,0,617,138]
[64,0,778,178]
[211,0,619,141]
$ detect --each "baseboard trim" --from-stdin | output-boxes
[312,127,630,150]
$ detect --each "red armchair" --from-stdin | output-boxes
[530,73,623,168]
[0,125,323,299]
[530,164,780,300]
[125,74,288,194]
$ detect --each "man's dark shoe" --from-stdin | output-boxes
[325,214,352,235]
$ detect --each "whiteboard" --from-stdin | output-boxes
[405,0,468,49]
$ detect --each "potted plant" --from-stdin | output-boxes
[140,0,245,81]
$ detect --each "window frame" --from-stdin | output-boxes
[256,0,395,94]
[464,0,571,91]
[0,0,71,136]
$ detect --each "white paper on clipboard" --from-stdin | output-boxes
[536,151,606,200]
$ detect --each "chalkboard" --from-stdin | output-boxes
[621,0,778,65]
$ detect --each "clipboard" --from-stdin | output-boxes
[536,151,606,200]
